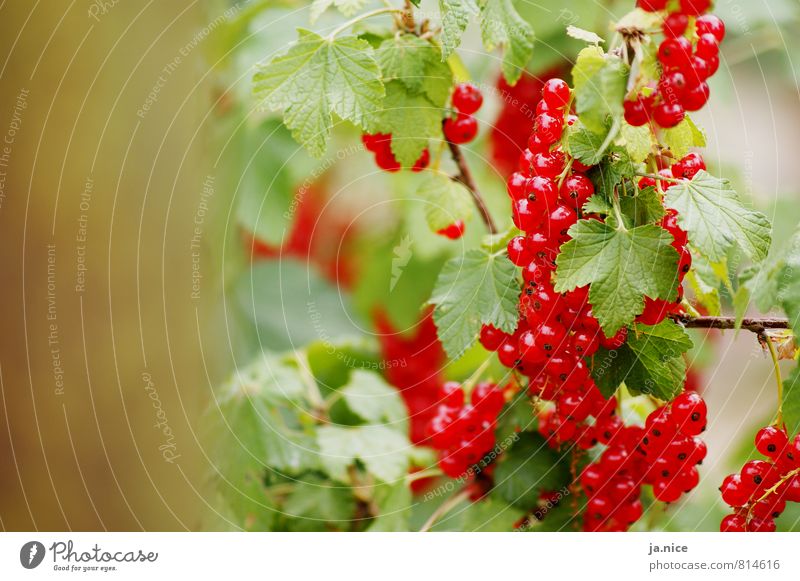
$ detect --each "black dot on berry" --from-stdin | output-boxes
[525,288,533,296]
[661,470,670,478]
[559,373,568,381]
[691,412,700,421]
[544,343,553,351]
[754,476,763,484]
[678,453,687,460]
[773,512,781,518]
[590,439,598,446]
[643,437,649,445]
[534,301,542,309]
[653,430,662,437]
[528,194,537,201]
[569,191,578,199]
[682,265,690,273]
[768,444,776,452]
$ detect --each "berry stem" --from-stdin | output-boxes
[746,466,800,523]
[328,7,404,39]
[669,314,791,333]
[635,171,681,184]
[761,332,784,427]
[419,489,471,532]
[406,467,444,483]
[446,139,498,234]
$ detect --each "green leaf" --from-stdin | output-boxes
[373,80,443,166]
[568,126,609,166]
[590,146,636,200]
[439,0,478,60]
[582,194,613,215]
[459,496,525,531]
[555,220,679,335]
[591,321,693,400]
[662,116,705,159]
[686,270,721,316]
[620,121,653,164]
[572,45,605,92]
[377,34,452,101]
[492,433,570,510]
[228,355,306,404]
[416,173,474,232]
[429,249,520,359]
[367,483,413,531]
[283,476,356,524]
[236,259,363,351]
[310,0,370,22]
[664,170,772,262]
[253,30,384,157]
[574,53,629,134]
[317,424,411,482]
[566,25,604,44]
[477,0,535,85]
[619,186,666,227]
[340,369,408,426]
[783,365,800,437]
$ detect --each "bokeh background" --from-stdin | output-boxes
[1,0,800,531]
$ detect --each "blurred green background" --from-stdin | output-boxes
[1,0,800,530]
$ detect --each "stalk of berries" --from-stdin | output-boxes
[627,2,725,128]
[425,381,505,478]
[720,426,800,532]
[580,391,708,531]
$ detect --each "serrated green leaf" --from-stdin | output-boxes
[742,228,800,313]
[310,0,370,22]
[373,80,443,166]
[620,121,653,163]
[783,365,800,437]
[591,321,693,400]
[440,0,478,59]
[582,194,613,215]
[377,34,451,99]
[662,117,704,159]
[566,25,604,44]
[367,483,413,531]
[429,249,520,360]
[253,30,384,157]
[619,186,665,227]
[340,369,408,426]
[477,0,535,85]
[568,126,608,166]
[317,424,411,482]
[492,433,570,510]
[417,173,474,232]
[574,54,628,134]
[555,220,679,335]
[283,475,356,524]
[664,170,772,262]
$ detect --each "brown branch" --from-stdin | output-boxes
[669,314,791,334]
[446,139,498,234]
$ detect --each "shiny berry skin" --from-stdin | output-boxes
[443,113,478,144]
[679,0,712,17]
[559,174,594,209]
[471,382,504,416]
[522,261,547,285]
[637,297,672,326]
[547,205,578,243]
[437,220,466,239]
[535,321,568,354]
[658,37,692,69]
[696,33,720,59]
[530,150,566,179]
[362,132,389,152]
[534,112,564,145]
[572,331,600,357]
[497,341,520,368]
[720,474,751,507]
[451,83,483,114]
[682,84,710,114]
[677,246,692,276]
[696,14,726,42]
[662,12,689,37]
[653,102,685,128]
[660,71,688,103]
[439,381,464,407]
[541,78,570,109]
[518,330,547,366]
[528,176,559,208]
[507,235,533,266]
[755,426,789,460]
[662,210,688,246]
[623,97,650,127]
[671,391,707,435]
[720,513,746,532]
[375,145,401,172]
[512,198,542,232]
[479,324,506,351]
[672,152,706,180]
[507,172,529,200]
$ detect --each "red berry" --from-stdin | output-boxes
[696,14,726,42]
[679,0,712,17]
[682,82,710,111]
[412,148,430,172]
[637,0,669,11]
[444,112,478,144]
[507,235,533,266]
[542,78,570,109]
[637,297,672,326]
[528,176,559,209]
[670,391,707,435]
[437,220,466,239]
[512,198,543,232]
[572,331,600,357]
[671,152,706,180]
[547,205,578,243]
[507,172,529,200]
[677,246,692,277]
[452,83,483,114]
[559,174,595,209]
[720,474,750,507]
[471,382,504,416]
[479,324,507,351]
[653,102,685,128]
[658,37,692,69]
[439,381,465,407]
[662,12,689,37]
[696,33,720,59]
[720,513,746,532]
[375,144,401,172]
[534,112,565,145]
[599,327,627,350]
[623,97,651,127]
[530,150,566,179]
[755,426,789,460]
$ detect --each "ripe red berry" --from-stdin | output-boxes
[437,220,466,239]
[658,37,692,69]
[507,235,533,266]
[528,176,559,209]
[696,14,726,42]
[534,112,565,145]
[559,173,595,209]
[696,33,720,59]
[637,297,672,326]
[542,78,570,109]
[530,150,566,179]
[452,83,483,114]
[679,0,712,17]
[599,327,627,350]
[375,145,401,171]
[755,426,789,460]
[671,391,707,435]
[623,97,651,127]
[720,513,746,532]
[681,82,710,111]
[637,0,668,11]
[412,148,430,172]
[671,152,706,180]
[479,324,507,351]
[662,12,689,37]
[653,102,685,128]
[507,172,529,200]
[443,112,478,144]
[677,246,692,276]
[512,198,543,232]
[547,205,578,243]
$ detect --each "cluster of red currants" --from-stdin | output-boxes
[361,133,430,173]
[425,381,505,478]
[443,83,483,145]
[580,391,708,531]
[627,1,725,128]
[720,426,800,532]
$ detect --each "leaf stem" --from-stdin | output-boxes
[419,489,471,532]
[446,139,498,234]
[762,332,784,427]
[328,7,404,39]
[635,171,681,184]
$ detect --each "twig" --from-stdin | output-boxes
[669,314,791,334]
[446,139,498,234]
